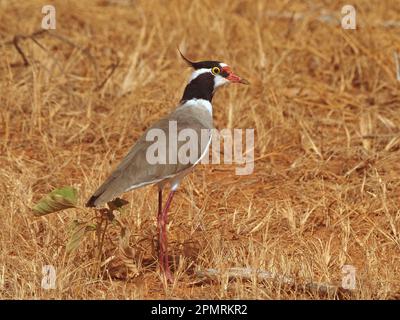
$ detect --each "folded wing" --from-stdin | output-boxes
[86,105,213,207]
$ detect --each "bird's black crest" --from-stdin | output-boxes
[178,49,222,70]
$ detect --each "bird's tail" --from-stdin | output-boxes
[85,195,100,207]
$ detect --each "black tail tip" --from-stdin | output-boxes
[85,195,98,208]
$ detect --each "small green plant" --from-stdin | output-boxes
[32,186,134,276]
[32,186,79,216]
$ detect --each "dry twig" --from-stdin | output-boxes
[195,267,353,297]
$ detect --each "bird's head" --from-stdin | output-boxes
[179,50,249,92]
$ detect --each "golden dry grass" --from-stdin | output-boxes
[1,0,400,299]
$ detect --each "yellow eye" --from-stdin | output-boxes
[211,67,221,75]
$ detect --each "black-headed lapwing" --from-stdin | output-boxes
[86,50,249,282]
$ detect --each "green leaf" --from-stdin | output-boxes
[32,186,78,216]
[85,223,97,231]
[66,221,96,253]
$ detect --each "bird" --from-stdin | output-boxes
[86,50,249,282]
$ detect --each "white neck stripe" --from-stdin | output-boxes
[189,68,210,82]
[180,98,212,115]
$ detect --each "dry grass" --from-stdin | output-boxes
[1,0,400,299]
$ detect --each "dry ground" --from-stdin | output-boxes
[0,0,399,299]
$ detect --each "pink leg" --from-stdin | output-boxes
[157,189,164,273]
[157,189,175,282]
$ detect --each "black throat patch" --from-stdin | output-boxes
[181,72,215,103]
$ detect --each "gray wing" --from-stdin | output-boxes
[86,105,213,207]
